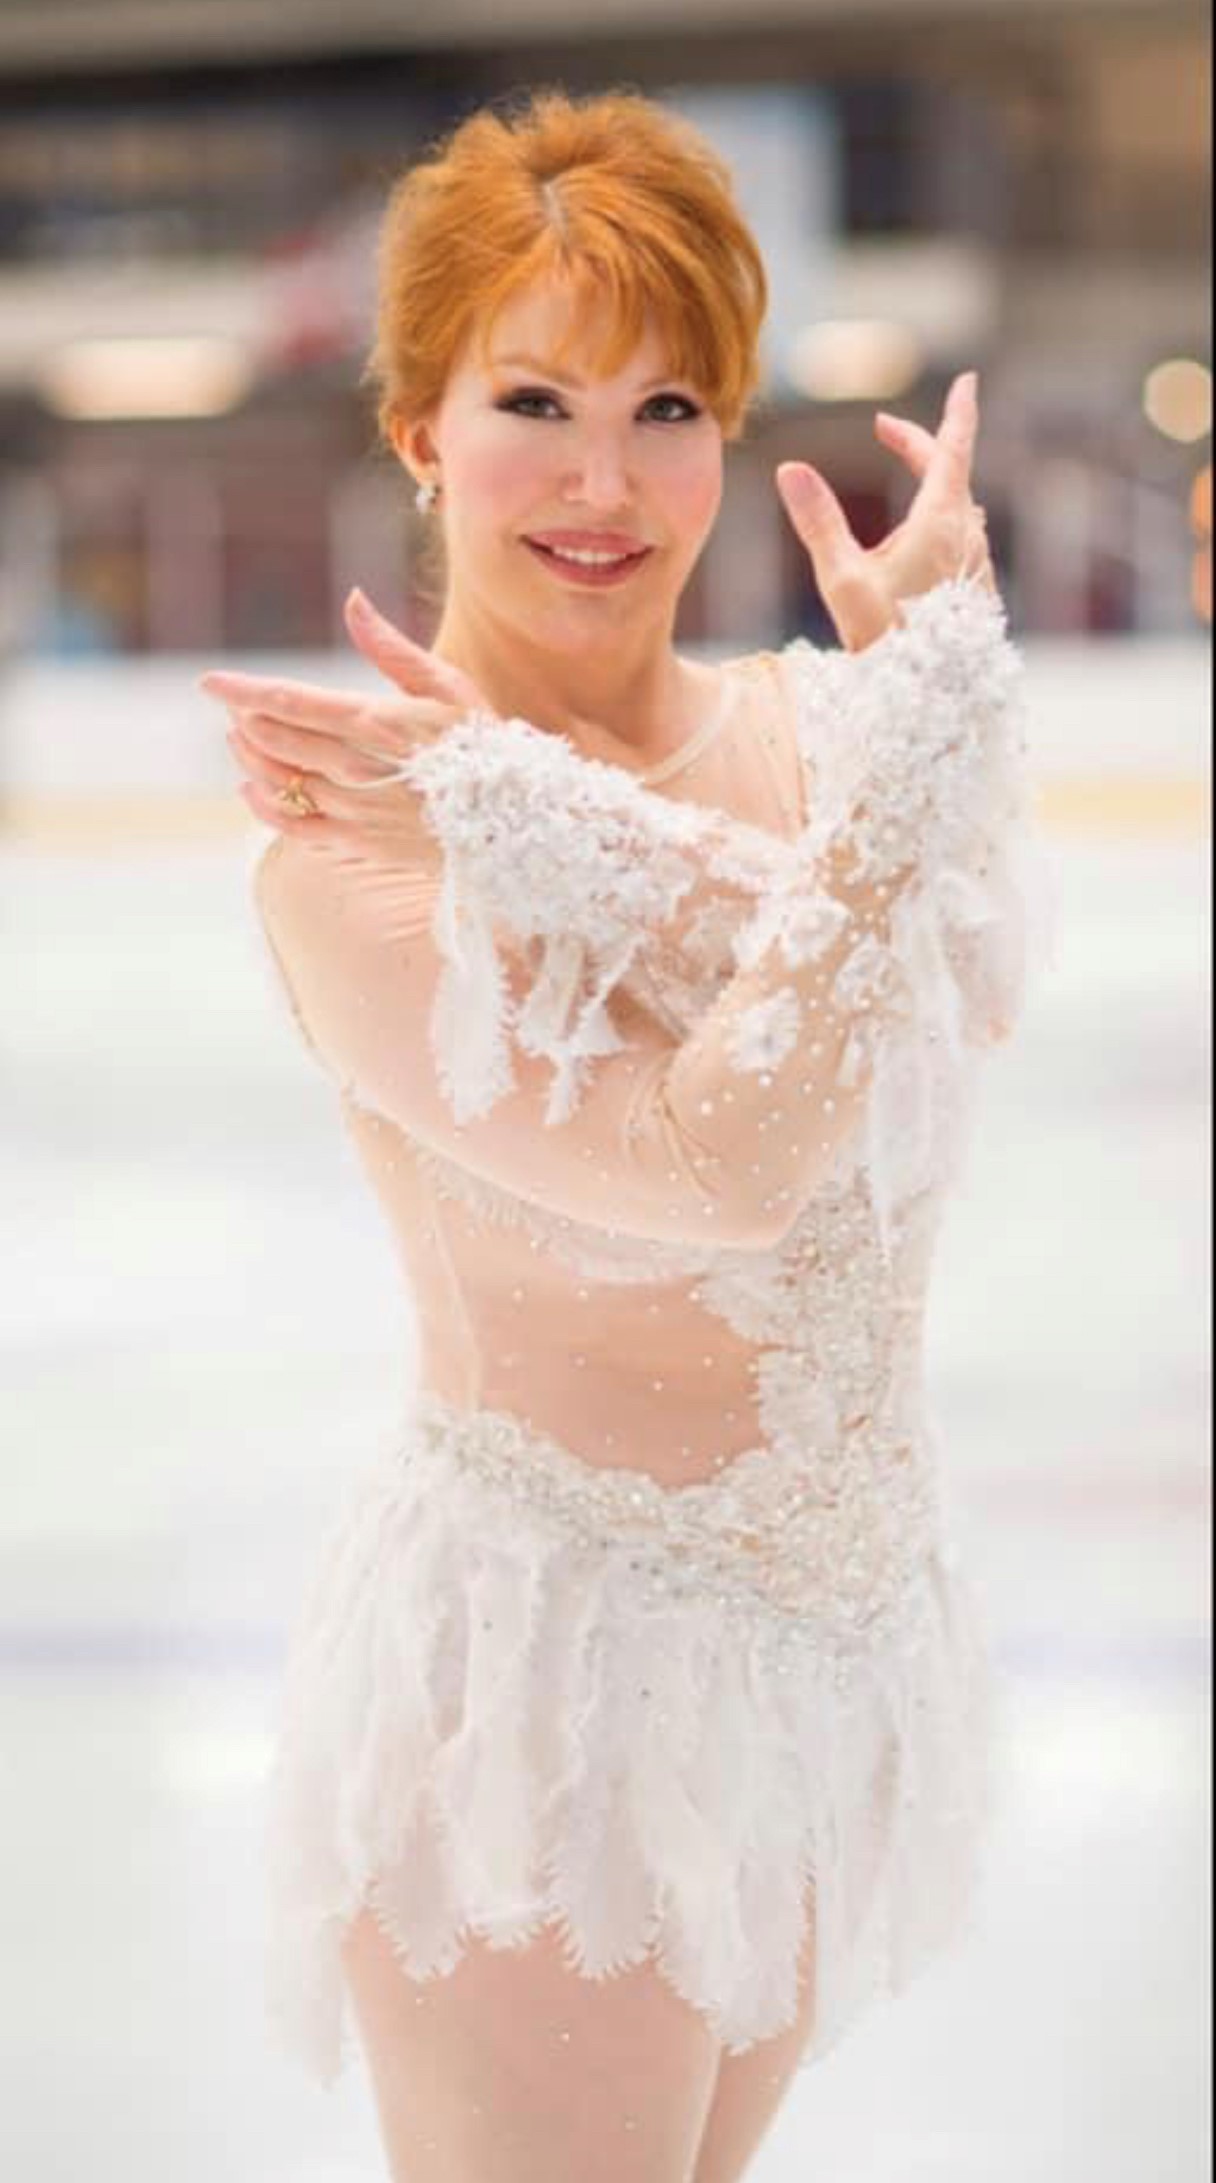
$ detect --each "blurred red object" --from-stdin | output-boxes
[259,208,377,371]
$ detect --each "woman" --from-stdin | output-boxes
[201,89,1050,2183]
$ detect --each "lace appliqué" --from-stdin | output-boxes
[732,884,851,975]
[401,716,768,1126]
[741,577,1055,1252]
[725,987,804,1074]
[255,589,1037,2098]
[398,582,1051,1220]
[264,1388,994,2089]
[404,1393,942,1654]
[398,714,785,1125]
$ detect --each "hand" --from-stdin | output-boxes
[199,589,492,859]
[775,371,997,655]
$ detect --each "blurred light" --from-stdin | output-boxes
[788,320,924,403]
[1143,357,1212,444]
[33,336,255,419]
[832,238,999,363]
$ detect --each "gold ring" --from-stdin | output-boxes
[278,775,318,815]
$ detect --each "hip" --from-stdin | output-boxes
[290,1388,962,1686]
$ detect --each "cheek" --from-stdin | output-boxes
[656,445,722,554]
[448,426,550,532]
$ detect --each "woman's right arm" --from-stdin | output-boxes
[255,575,1044,1256]
[254,828,865,1252]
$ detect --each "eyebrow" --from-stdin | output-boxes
[488,353,687,392]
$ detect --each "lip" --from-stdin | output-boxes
[525,529,652,553]
[522,534,654,589]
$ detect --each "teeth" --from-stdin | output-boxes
[538,544,637,567]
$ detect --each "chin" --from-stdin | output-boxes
[527,569,679,634]
[543,603,666,655]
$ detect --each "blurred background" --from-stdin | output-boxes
[0,3,1210,2180]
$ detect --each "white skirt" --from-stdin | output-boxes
[262,1393,998,2087]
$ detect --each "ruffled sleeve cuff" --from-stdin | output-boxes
[395,712,711,1126]
[730,575,1058,1249]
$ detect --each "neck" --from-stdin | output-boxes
[430,588,701,756]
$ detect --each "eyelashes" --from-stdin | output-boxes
[495,389,702,425]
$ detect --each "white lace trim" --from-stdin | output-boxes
[263,1395,997,2089]
[397,711,789,1125]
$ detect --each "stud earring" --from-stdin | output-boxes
[415,477,440,513]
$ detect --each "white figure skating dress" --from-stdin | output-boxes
[251,577,1053,2087]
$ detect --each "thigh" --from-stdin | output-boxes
[691,1883,818,2183]
[341,1905,723,2183]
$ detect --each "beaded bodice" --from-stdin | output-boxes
[252,579,1053,1644]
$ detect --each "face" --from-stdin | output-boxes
[395,279,724,661]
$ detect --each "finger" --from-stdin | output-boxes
[239,777,329,838]
[227,731,335,813]
[873,411,937,480]
[774,462,864,588]
[199,669,377,736]
[228,721,329,795]
[878,414,994,576]
[960,509,997,591]
[345,590,484,711]
[200,670,426,763]
[229,728,410,834]
[229,712,402,790]
[914,372,978,519]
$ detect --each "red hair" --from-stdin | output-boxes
[364,88,768,445]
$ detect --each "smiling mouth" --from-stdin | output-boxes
[522,538,654,584]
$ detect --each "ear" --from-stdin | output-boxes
[389,412,440,487]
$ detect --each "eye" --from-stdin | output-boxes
[495,389,566,419]
[494,386,703,424]
[641,392,703,424]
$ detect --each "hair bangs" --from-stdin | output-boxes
[368,90,767,445]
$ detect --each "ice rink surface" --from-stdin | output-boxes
[2,736,1210,2178]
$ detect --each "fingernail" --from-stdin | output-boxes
[346,587,372,618]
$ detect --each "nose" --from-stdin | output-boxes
[562,429,633,512]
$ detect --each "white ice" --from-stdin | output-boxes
[0,660,1209,2182]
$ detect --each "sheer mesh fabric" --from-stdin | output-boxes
[252,579,1055,2083]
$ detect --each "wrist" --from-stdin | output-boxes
[836,594,911,655]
